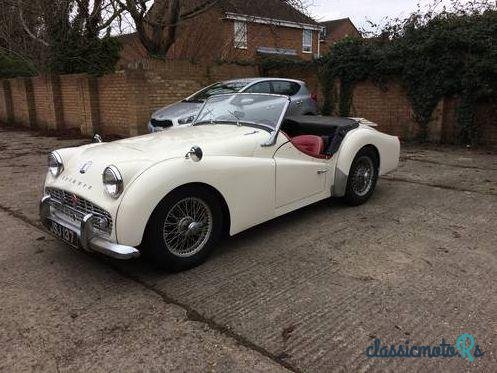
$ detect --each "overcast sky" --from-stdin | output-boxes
[308,0,472,31]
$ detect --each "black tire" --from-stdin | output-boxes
[144,185,224,271]
[343,147,379,206]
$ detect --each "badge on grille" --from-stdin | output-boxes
[70,193,79,208]
[80,161,93,174]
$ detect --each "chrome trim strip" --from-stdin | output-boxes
[39,195,140,260]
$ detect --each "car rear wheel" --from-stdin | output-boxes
[343,147,379,206]
[145,186,223,271]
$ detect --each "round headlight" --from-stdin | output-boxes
[48,151,64,177]
[103,166,123,198]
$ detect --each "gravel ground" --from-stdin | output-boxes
[0,126,496,372]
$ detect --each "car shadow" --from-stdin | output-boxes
[106,184,389,281]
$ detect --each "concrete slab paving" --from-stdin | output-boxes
[0,126,496,372]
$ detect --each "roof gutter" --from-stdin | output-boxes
[225,12,322,31]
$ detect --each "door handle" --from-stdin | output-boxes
[296,100,303,105]
[317,169,329,174]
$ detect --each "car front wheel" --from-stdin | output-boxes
[343,147,379,206]
[145,186,223,271]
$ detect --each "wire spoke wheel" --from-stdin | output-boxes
[351,156,375,197]
[162,197,213,258]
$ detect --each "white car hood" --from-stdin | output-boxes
[152,101,202,120]
[44,125,270,224]
[97,124,267,160]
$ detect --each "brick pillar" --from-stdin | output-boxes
[16,78,36,128]
[427,99,444,143]
[79,74,100,136]
[125,69,149,137]
[0,80,13,123]
[45,74,63,131]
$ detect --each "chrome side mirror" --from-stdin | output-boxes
[185,146,203,162]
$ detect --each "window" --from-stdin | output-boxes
[187,81,249,102]
[303,29,313,53]
[319,28,327,41]
[244,82,272,94]
[272,81,301,96]
[234,21,247,49]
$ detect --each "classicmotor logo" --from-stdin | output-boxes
[366,334,485,362]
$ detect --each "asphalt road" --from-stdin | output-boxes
[1,127,496,372]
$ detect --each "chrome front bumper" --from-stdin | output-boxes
[39,195,140,260]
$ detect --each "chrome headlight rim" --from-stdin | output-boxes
[48,151,64,177]
[102,165,124,199]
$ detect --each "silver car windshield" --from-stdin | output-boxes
[194,93,289,131]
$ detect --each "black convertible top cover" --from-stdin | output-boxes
[284,116,358,128]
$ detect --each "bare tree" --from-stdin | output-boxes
[115,0,219,57]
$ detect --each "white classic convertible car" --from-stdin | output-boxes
[40,93,400,271]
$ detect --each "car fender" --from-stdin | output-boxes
[332,127,400,197]
[115,155,276,247]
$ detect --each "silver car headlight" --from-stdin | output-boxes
[102,166,123,198]
[48,151,64,177]
[178,115,196,125]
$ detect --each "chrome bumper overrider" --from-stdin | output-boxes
[39,195,140,260]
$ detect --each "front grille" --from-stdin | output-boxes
[46,187,113,234]
[151,118,173,128]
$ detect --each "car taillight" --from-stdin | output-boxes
[311,93,318,103]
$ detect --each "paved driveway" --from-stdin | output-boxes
[0,127,496,372]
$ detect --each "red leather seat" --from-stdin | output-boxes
[291,135,324,158]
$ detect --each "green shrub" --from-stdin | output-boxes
[0,52,36,78]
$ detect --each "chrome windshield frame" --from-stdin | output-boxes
[193,93,291,144]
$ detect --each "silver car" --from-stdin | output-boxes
[148,78,319,132]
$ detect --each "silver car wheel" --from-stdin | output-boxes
[162,197,213,258]
[351,156,375,197]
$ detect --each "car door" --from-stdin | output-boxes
[273,138,329,209]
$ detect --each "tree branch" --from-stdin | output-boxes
[17,0,49,47]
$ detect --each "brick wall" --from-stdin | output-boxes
[350,81,419,140]
[320,20,361,54]
[97,72,130,136]
[31,75,62,130]
[0,81,12,123]
[1,61,496,147]
[60,74,86,130]
[222,21,321,61]
[476,102,497,147]
[9,77,35,128]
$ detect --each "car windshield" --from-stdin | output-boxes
[194,94,288,131]
[185,81,249,103]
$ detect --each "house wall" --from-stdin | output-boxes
[320,21,361,54]
[221,20,321,61]
[118,9,321,66]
